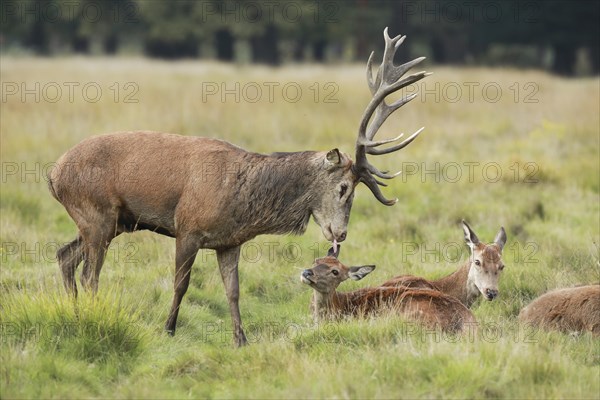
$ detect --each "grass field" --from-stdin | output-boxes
[1,56,599,399]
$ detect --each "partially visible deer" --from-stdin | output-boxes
[48,28,429,346]
[301,247,476,334]
[519,285,600,336]
[382,221,507,308]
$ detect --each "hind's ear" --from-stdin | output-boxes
[327,245,341,258]
[494,227,507,252]
[462,220,480,251]
[348,265,375,281]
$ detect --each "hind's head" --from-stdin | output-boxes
[462,220,507,302]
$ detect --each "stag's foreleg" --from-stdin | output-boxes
[57,235,84,296]
[217,246,247,347]
[165,236,200,336]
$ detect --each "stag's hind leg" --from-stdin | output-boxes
[73,209,120,294]
[80,239,112,293]
[57,235,84,296]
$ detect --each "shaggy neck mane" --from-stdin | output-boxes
[233,151,321,236]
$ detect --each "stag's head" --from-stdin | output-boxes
[312,27,430,245]
[311,149,356,243]
[462,220,507,301]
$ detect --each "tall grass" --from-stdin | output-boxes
[1,57,599,398]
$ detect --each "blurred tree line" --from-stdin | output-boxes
[1,0,598,75]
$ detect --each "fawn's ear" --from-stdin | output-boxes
[494,227,507,252]
[462,220,480,251]
[327,245,341,258]
[348,265,375,281]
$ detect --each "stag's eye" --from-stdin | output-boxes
[499,264,505,271]
[339,184,348,199]
[474,260,481,267]
[331,270,339,276]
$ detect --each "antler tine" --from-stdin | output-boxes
[366,127,424,155]
[380,29,428,86]
[368,163,402,179]
[367,133,405,147]
[365,92,418,140]
[380,28,407,84]
[354,27,429,206]
[361,174,398,206]
[366,51,377,95]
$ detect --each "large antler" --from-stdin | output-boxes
[354,27,431,205]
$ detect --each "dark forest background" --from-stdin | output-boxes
[1,0,598,75]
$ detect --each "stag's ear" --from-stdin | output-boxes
[325,149,342,167]
[494,227,507,252]
[462,220,480,251]
[327,245,341,258]
[348,265,375,281]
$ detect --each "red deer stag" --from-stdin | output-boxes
[47,28,430,346]
[519,285,600,336]
[301,247,476,333]
[382,221,507,308]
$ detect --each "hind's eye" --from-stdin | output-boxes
[474,260,481,266]
[499,264,504,271]
[339,184,348,198]
[331,270,339,276]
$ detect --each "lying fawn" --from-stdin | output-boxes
[382,220,507,308]
[301,247,476,333]
[519,284,600,336]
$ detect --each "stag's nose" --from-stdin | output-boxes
[337,231,347,241]
[485,288,498,300]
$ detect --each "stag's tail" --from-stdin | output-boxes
[47,165,61,202]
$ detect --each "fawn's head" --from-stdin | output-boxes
[462,220,507,301]
[300,246,375,294]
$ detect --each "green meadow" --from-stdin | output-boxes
[1,57,599,398]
